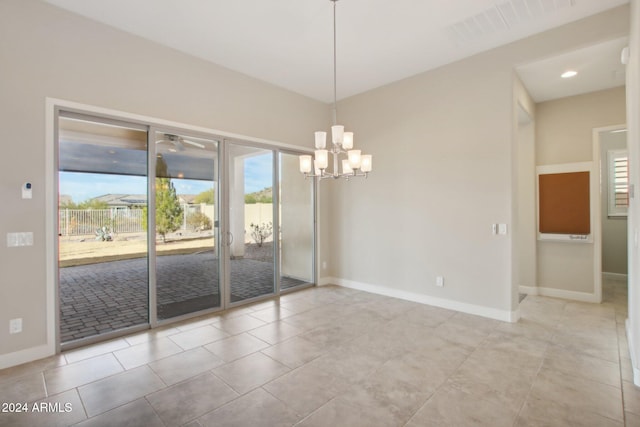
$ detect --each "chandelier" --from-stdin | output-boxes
[299,0,372,180]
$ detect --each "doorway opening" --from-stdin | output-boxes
[597,126,628,291]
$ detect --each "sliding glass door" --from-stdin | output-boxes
[57,109,315,347]
[227,143,276,303]
[153,131,220,320]
[58,114,149,344]
[279,151,314,290]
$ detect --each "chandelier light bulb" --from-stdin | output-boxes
[360,154,372,172]
[332,125,344,144]
[315,149,329,169]
[315,131,327,149]
[348,150,361,169]
[342,159,353,174]
[299,155,312,173]
[342,132,354,149]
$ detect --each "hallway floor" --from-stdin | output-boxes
[0,277,638,426]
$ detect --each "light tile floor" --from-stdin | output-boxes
[0,277,638,426]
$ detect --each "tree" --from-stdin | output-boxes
[194,188,215,205]
[143,177,183,243]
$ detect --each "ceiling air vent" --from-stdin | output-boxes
[447,0,575,45]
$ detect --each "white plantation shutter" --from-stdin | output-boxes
[608,150,629,217]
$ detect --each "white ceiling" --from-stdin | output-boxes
[42,0,629,103]
[517,36,628,102]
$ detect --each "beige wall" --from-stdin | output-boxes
[513,74,537,302]
[535,87,626,294]
[626,0,640,386]
[326,6,629,317]
[536,88,627,165]
[329,55,514,312]
[0,0,328,365]
[600,131,628,275]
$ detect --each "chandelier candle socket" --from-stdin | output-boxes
[299,0,372,180]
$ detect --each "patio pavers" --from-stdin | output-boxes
[59,251,306,343]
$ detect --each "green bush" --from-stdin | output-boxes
[187,211,212,231]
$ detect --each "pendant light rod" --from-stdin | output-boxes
[332,0,338,126]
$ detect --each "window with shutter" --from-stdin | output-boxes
[608,149,629,217]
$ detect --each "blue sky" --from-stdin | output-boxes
[59,154,273,203]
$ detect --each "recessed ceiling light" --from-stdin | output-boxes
[561,70,578,78]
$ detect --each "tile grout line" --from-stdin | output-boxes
[513,336,550,425]
[402,320,498,427]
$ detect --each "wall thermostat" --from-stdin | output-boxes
[22,182,32,199]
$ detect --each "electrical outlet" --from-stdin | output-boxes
[436,276,444,287]
[9,318,22,334]
[322,261,327,270]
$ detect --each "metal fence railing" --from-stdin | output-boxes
[59,209,144,236]
[58,204,271,237]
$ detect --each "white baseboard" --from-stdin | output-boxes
[325,277,519,323]
[603,272,628,281]
[0,343,55,371]
[519,286,539,296]
[317,276,334,286]
[626,318,640,386]
[519,285,600,303]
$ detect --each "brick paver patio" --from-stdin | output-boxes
[59,249,307,343]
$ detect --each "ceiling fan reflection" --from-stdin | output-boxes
[155,134,206,151]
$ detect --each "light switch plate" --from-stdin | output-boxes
[6,232,34,247]
[498,224,508,235]
[9,318,22,334]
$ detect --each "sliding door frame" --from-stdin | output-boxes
[47,98,316,354]
[56,109,152,351]
[149,124,225,327]
[222,139,282,309]
[278,148,318,295]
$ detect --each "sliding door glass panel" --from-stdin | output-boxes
[228,143,275,302]
[154,131,220,319]
[279,152,314,289]
[58,115,148,343]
